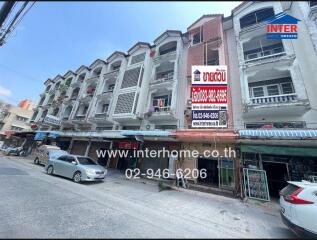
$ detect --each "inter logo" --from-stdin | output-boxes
[266,12,300,40]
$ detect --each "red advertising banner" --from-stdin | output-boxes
[118,141,139,150]
[191,85,227,104]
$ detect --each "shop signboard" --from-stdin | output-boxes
[191,66,228,128]
[43,114,61,126]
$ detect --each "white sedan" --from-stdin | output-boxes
[279,181,317,238]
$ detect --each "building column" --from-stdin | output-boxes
[85,140,92,156]
[67,139,74,153]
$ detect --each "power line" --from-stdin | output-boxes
[0,1,36,46]
[0,63,39,83]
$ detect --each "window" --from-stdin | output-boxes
[54,82,60,90]
[192,30,203,45]
[108,84,115,92]
[281,83,294,94]
[45,85,51,92]
[159,41,177,55]
[83,106,89,114]
[310,1,317,7]
[57,155,68,162]
[252,87,264,98]
[267,85,279,96]
[152,95,171,111]
[52,108,59,116]
[101,104,109,113]
[77,157,96,165]
[16,115,28,122]
[240,8,275,29]
[131,52,146,65]
[11,126,23,131]
[65,78,72,86]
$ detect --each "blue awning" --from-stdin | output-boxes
[239,129,317,139]
[34,131,60,140]
[121,130,173,137]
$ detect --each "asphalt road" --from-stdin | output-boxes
[0,155,296,238]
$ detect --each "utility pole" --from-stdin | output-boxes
[0,2,15,30]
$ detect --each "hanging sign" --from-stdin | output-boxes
[191,66,228,128]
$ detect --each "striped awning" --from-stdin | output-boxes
[239,129,317,139]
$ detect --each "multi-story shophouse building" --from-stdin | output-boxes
[228,1,317,199]
[31,30,189,167]
[175,15,239,196]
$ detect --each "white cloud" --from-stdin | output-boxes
[0,85,12,97]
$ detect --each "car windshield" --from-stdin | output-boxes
[49,150,67,157]
[77,157,96,165]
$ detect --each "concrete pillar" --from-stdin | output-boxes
[67,139,74,153]
[85,140,92,157]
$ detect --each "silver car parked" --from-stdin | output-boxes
[45,154,107,183]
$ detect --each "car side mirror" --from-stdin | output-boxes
[71,161,77,165]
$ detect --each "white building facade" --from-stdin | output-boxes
[31,31,189,132]
[231,1,317,130]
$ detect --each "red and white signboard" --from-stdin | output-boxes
[191,66,228,128]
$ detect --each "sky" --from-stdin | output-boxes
[0,1,241,106]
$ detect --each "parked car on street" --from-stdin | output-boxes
[34,145,68,166]
[279,181,317,238]
[3,146,25,156]
[45,154,107,183]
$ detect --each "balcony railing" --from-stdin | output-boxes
[152,106,171,112]
[94,112,109,118]
[244,48,285,64]
[151,73,174,85]
[62,116,70,120]
[153,52,177,63]
[86,75,99,83]
[250,93,297,105]
[74,115,86,120]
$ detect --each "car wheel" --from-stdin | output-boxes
[73,171,81,183]
[47,165,54,175]
[34,157,39,165]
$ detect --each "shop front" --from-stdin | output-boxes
[239,129,317,200]
[176,129,239,195]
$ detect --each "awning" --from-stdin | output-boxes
[241,144,317,157]
[121,130,173,137]
[58,130,126,139]
[34,131,60,140]
[175,129,237,143]
[239,129,317,140]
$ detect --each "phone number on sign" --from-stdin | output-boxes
[125,168,207,179]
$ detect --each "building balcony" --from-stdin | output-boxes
[71,79,83,88]
[244,94,310,117]
[89,112,112,124]
[97,91,113,100]
[48,89,55,95]
[153,52,177,64]
[104,70,119,80]
[72,114,86,122]
[86,75,99,84]
[79,94,93,103]
[250,93,297,105]
[150,75,174,86]
[147,106,177,121]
